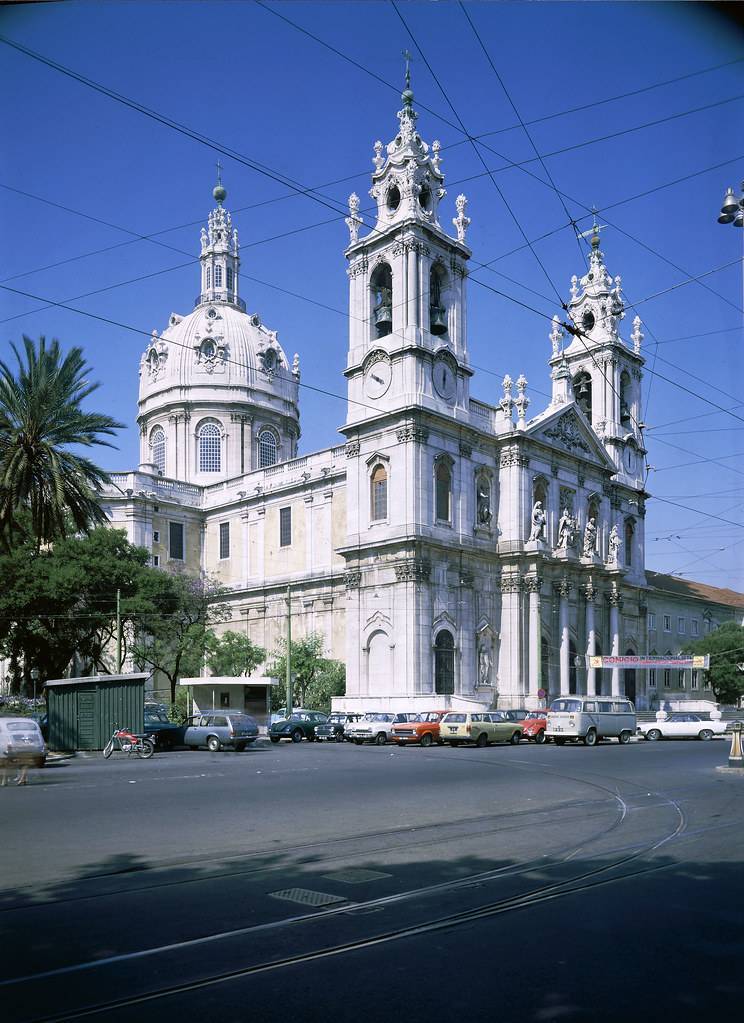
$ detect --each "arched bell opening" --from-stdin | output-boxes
[573,370,592,421]
[371,263,393,339]
[429,263,448,336]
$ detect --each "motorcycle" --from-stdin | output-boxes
[103,727,155,759]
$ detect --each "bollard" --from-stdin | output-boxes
[728,721,743,769]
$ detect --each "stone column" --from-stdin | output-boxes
[584,580,597,696]
[608,585,622,696]
[240,509,250,588]
[499,574,524,704]
[525,575,542,701]
[555,578,571,696]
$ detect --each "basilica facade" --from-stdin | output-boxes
[102,83,740,713]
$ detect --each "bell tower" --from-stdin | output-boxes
[197,164,242,310]
[344,66,472,426]
[552,225,646,486]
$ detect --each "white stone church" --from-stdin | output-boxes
[102,82,743,713]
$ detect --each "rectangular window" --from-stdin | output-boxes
[647,613,656,632]
[153,530,160,543]
[219,521,230,560]
[691,670,699,690]
[280,506,292,547]
[214,264,223,287]
[227,266,234,290]
[648,669,656,688]
[153,554,160,568]
[169,521,184,561]
[678,670,686,688]
[691,619,699,637]
[663,614,672,633]
[663,669,671,689]
[677,617,686,634]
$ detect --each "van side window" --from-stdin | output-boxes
[584,701,598,713]
[597,702,613,713]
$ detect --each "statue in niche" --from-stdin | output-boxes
[583,517,597,557]
[476,477,492,526]
[608,524,621,563]
[478,644,492,686]
[557,507,577,550]
[528,500,546,542]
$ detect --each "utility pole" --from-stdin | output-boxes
[116,588,122,673]
[286,585,293,714]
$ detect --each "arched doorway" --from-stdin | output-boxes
[434,631,455,695]
[624,648,637,704]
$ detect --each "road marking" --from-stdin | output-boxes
[269,888,347,907]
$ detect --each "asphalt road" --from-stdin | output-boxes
[2,736,742,1022]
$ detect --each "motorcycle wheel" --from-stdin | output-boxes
[103,739,115,759]
[138,739,155,759]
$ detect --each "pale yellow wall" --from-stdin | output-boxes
[264,499,307,577]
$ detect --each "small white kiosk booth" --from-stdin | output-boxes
[179,675,279,728]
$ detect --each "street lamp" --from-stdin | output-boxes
[30,667,40,705]
[717,182,744,227]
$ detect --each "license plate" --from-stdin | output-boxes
[555,726,563,732]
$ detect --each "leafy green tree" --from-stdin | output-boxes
[267,632,345,711]
[130,573,232,703]
[205,631,265,677]
[0,336,123,550]
[684,622,744,705]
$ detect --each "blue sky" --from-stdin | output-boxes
[1,2,743,589]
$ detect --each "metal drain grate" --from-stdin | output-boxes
[323,868,392,884]
[269,887,347,907]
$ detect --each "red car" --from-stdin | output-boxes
[520,710,548,743]
[391,711,449,747]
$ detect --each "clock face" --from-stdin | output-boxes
[364,359,392,399]
[433,357,457,401]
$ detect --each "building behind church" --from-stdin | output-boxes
[101,81,744,713]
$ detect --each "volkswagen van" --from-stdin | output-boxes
[545,697,636,746]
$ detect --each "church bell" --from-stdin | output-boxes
[429,303,447,335]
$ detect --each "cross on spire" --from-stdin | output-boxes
[216,160,223,186]
[403,49,412,89]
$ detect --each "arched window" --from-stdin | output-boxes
[435,458,451,522]
[620,370,632,426]
[370,463,388,521]
[150,426,166,476]
[214,264,223,288]
[371,263,393,339]
[429,264,447,336]
[198,422,221,473]
[227,266,234,291]
[573,371,592,420]
[624,518,635,567]
[434,631,455,695]
[258,430,278,468]
[206,266,211,289]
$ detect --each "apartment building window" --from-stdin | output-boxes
[663,669,671,688]
[648,669,656,688]
[691,670,699,690]
[169,522,184,561]
[280,506,292,547]
[647,613,656,632]
[677,617,686,634]
[691,619,699,637]
[219,522,230,560]
[663,614,672,633]
[153,530,160,543]
[153,555,160,568]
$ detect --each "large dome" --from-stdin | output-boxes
[135,188,301,484]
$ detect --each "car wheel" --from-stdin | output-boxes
[699,729,714,741]
[374,732,387,746]
[554,737,566,746]
[207,736,221,753]
[618,730,631,745]
[449,741,459,747]
[270,736,280,744]
[475,732,488,748]
[335,733,344,743]
[510,731,521,745]
[646,729,662,742]
[534,729,546,745]
[583,729,597,747]
[354,739,363,745]
[291,729,303,743]
[420,733,433,748]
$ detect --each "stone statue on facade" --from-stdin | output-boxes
[528,501,546,542]
[608,523,621,563]
[478,644,492,686]
[476,477,492,526]
[557,507,577,549]
[583,516,597,557]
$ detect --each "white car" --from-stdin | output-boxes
[347,712,418,745]
[637,713,727,742]
[0,716,47,768]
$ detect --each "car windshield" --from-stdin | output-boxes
[6,722,38,732]
[443,713,466,723]
[524,711,544,720]
[550,699,582,713]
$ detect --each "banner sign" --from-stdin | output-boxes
[589,655,709,669]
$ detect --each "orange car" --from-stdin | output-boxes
[391,711,449,747]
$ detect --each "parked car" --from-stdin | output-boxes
[143,707,185,749]
[269,711,329,743]
[346,712,418,745]
[182,711,259,751]
[545,697,636,746]
[520,710,548,743]
[270,707,314,725]
[391,710,449,747]
[440,712,523,747]
[314,713,361,742]
[0,716,47,768]
[502,708,531,722]
[637,713,727,742]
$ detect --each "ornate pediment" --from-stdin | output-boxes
[527,406,613,468]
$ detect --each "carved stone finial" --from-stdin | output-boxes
[431,139,441,170]
[345,192,363,244]
[292,353,300,377]
[452,193,470,243]
[631,315,644,354]
[570,274,579,300]
[550,315,564,357]
[514,374,530,428]
[502,373,513,397]
[373,140,384,171]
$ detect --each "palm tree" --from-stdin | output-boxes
[0,336,123,549]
